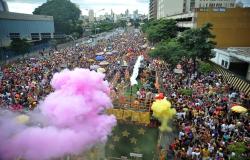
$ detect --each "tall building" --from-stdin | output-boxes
[111,9,115,21]
[0,0,8,12]
[165,8,250,48]
[157,0,185,19]
[157,0,236,19]
[149,0,157,19]
[133,10,139,20]
[0,12,54,47]
[196,8,250,48]
[88,9,94,22]
[125,9,129,17]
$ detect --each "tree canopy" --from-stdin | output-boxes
[149,39,186,65]
[10,39,31,54]
[178,23,216,60]
[92,21,116,34]
[33,0,82,36]
[143,19,178,44]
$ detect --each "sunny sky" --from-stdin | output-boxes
[6,0,149,16]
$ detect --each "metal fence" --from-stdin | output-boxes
[0,42,51,62]
[210,62,250,96]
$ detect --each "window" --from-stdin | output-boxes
[9,33,20,40]
[225,61,228,68]
[221,60,225,66]
[41,33,51,39]
[31,33,40,40]
[221,60,229,68]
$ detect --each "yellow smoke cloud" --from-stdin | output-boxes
[151,99,176,132]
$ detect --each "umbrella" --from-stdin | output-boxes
[96,52,104,56]
[90,65,100,70]
[16,114,30,124]
[99,61,109,66]
[96,55,105,61]
[106,52,113,55]
[231,106,247,113]
[97,68,106,73]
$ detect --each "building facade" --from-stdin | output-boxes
[195,0,236,8]
[165,7,250,48]
[133,10,139,20]
[0,0,8,12]
[88,9,94,22]
[157,0,236,19]
[212,47,250,80]
[157,0,185,19]
[0,11,54,47]
[196,8,250,48]
[149,0,157,19]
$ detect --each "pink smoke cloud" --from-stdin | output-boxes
[0,68,116,160]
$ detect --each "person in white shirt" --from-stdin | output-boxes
[179,130,185,140]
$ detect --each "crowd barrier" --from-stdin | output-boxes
[112,96,155,112]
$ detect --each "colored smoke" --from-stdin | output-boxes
[0,68,116,160]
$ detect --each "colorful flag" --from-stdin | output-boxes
[105,123,159,160]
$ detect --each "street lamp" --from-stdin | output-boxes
[94,8,105,35]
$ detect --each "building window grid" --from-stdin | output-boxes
[9,33,20,40]
[41,33,51,39]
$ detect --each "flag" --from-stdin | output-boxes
[154,71,160,92]
[125,68,130,81]
[105,123,159,160]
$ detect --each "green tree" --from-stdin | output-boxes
[130,19,140,28]
[145,19,178,44]
[227,142,248,160]
[178,88,193,96]
[198,61,213,74]
[149,39,186,66]
[178,23,216,71]
[33,0,82,37]
[10,39,31,54]
[116,20,127,28]
[91,21,116,34]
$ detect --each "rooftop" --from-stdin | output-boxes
[0,11,53,21]
[216,47,250,63]
[227,47,250,56]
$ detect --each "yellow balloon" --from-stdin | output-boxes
[151,99,176,132]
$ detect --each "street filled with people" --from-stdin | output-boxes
[0,28,249,160]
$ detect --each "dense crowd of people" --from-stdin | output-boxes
[158,60,250,159]
[0,29,147,112]
[0,28,249,160]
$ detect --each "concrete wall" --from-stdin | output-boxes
[211,49,231,69]
[157,0,184,19]
[0,19,54,46]
[196,8,250,48]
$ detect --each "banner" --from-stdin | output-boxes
[106,109,151,125]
